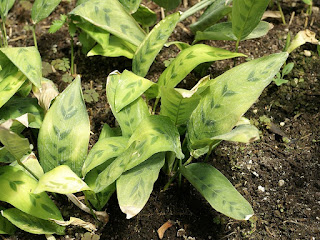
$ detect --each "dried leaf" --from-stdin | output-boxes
[157,220,174,239]
[52,217,97,232]
[262,11,281,20]
[33,79,59,110]
[287,30,320,53]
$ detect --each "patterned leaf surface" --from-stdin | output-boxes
[232,0,269,41]
[133,12,180,77]
[187,52,288,156]
[194,21,271,42]
[82,136,128,177]
[157,44,245,90]
[38,76,90,176]
[119,0,142,13]
[77,21,110,47]
[95,115,184,192]
[160,87,200,126]
[0,166,63,220]
[180,163,254,220]
[117,152,165,219]
[0,207,16,235]
[132,4,157,28]
[0,47,41,88]
[70,0,146,46]
[106,71,150,137]
[98,124,121,140]
[2,208,65,235]
[10,153,44,179]
[114,70,155,112]
[87,36,136,59]
[31,0,61,24]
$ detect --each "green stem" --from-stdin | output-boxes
[235,39,240,53]
[17,158,39,181]
[152,97,160,114]
[277,1,286,25]
[180,0,213,22]
[84,195,97,221]
[1,18,8,47]
[32,24,38,49]
[70,36,75,75]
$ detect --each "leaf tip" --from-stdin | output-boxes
[120,206,142,219]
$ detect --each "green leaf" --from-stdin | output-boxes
[132,5,157,28]
[2,208,65,235]
[160,87,201,126]
[0,207,16,235]
[0,0,15,18]
[119,0,142,13]
[77,21,110,48]
[190,0,232,33]
[302,0,312,5]
[70,0,146,46]
[82,136,128,177]
[48,14,67,33]
[114,70,155,112]
[180,163,254,220]
[232,0,269,41]
[106,71,150,137]
[34,165,90,194]
[0,47,42,88]
[87,36,136,59]
[0,147,15,163]
[0,166,63,220]
[10,152,44,179]
[152,0,181,11]
[133,12,180,77]
[187,52,288,157]
[157,44,245,90]
[98,124,121,140]
[38,76,90,176]
[31,0,61,24]
[194,21,271,42]
[117,152,165,219]
[95,115,184,192]
[282,62,294,76]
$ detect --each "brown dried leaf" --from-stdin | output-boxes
[262,11,281,20]
[33,79,59,110]
[157,220,174,239]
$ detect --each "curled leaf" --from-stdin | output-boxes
[287,30,319,53]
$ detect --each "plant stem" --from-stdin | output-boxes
[235,39,240,52]
[152,97,160,114]
[180,0,213,22]
[1,18,8,47]
[32,24,38,49]
[277,1,286,25]
[70,36,75,75]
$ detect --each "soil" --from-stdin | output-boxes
[2,0,320,240]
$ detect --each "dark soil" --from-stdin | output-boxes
[2,0,320,239]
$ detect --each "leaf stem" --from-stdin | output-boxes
[70,36,75,75]
[1,18,8,47]
[32,24,38,49]
[277,1,286,25]
[152,97,160,114]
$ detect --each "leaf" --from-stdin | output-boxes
[48,14,67,33]
[118,0,142,14]
[194,21,272,42]
[0,207,16,235]
[282,62,294,76]
[31,0,61,24]
[82,136,128,177]
[0,166,63,220]
[0,0,15,18]
[10,152,44,179]
[106,71,150,137]
[87,36,136,59]
[95,115,184,192]
[160,87,201,126]
[190,0,232,33]
[38,76,90,176]
[157,44,245,90]
[98,124,121,140]
[77,21,110,48]
[117,152,165,219]
[187,52,288,157]
[51,217,96,232]
[133,12,180,77]
[34,165,90,194]
[114,70,155,112]
[0,147,15,163]
[232,0,269,41]
[32,78,59,111]
[180,163,254,220]
[302,0,312,5]
[132,4,157,28]
[70,0,146,46]
[286,30,319,53]
[0,47,42,88]
[2,208,65,235]
[152,0,181,11]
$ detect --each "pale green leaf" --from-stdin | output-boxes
[119,0,142,13]
[48,14,67,33]
[31,0,61,24]
[70,0,146,46]
[0,0,15,18]
[34,165,90,194]
[38,76,90,176]
[77,21,110,47]
[0,207,16,235]
[133,12,180,77]
[0,146,15,163]
[132,4,157,28]
[0,166,63,220]
[232,0,269,41]
[2,208,65,235]
[180,163,254,220]
[98,124,121,140]
[117,152,165,219]
[10,152,44,179]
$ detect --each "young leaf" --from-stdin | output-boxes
[0,47,42,88]
[180,163,254,220]
[95,115,184,192]
[38,76,90,176]
[70,0,146,46]
[132,5,157,28]
[0,0,15,18]
[187,52,288,157]
[117,152,165,219]
[118,0,142,14]
[132,12,180,77]
[0,166,63,220]
[0,207,16,235]
[34,165,90,194]
[31,0,61,24]
[232,0,269,41]
[106,71,150,137]
[2,208,65,235]
[114,70,155,112]
[82,136,128,177]
[48,14,67,33]
[160,87,201,126]
[157,44,245,90]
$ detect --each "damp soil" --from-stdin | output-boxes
[3,0,320,239]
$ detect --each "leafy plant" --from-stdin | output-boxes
[0,0,15,47]
[273,62,294,86]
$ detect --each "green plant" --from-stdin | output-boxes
[273,62,294,86]
[0,0,15,47]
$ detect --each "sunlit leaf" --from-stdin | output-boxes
[0,207,16,235]
[0,0,15,18]
[77,21,110,48]
[31,0,61,24]
[119,0,142,13]
[180,163,254,220]
[10,152,44,179]
[32,78,59,111]
[286,29,319,53]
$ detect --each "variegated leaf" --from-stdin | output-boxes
[0,207,16,235]
[31,0,61,24]
[132,4,157,28]
[10,153,44,179]
[77,21,110,48]
[119,0,142,14]
[38,76,90,176]
[133,12,180,77]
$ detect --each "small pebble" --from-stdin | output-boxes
[280,122,285,126]
[304,50,312,57]
[278,180,285,187]
[177,229,186,238]
[252,171,259,177]
[258,185,265,192]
